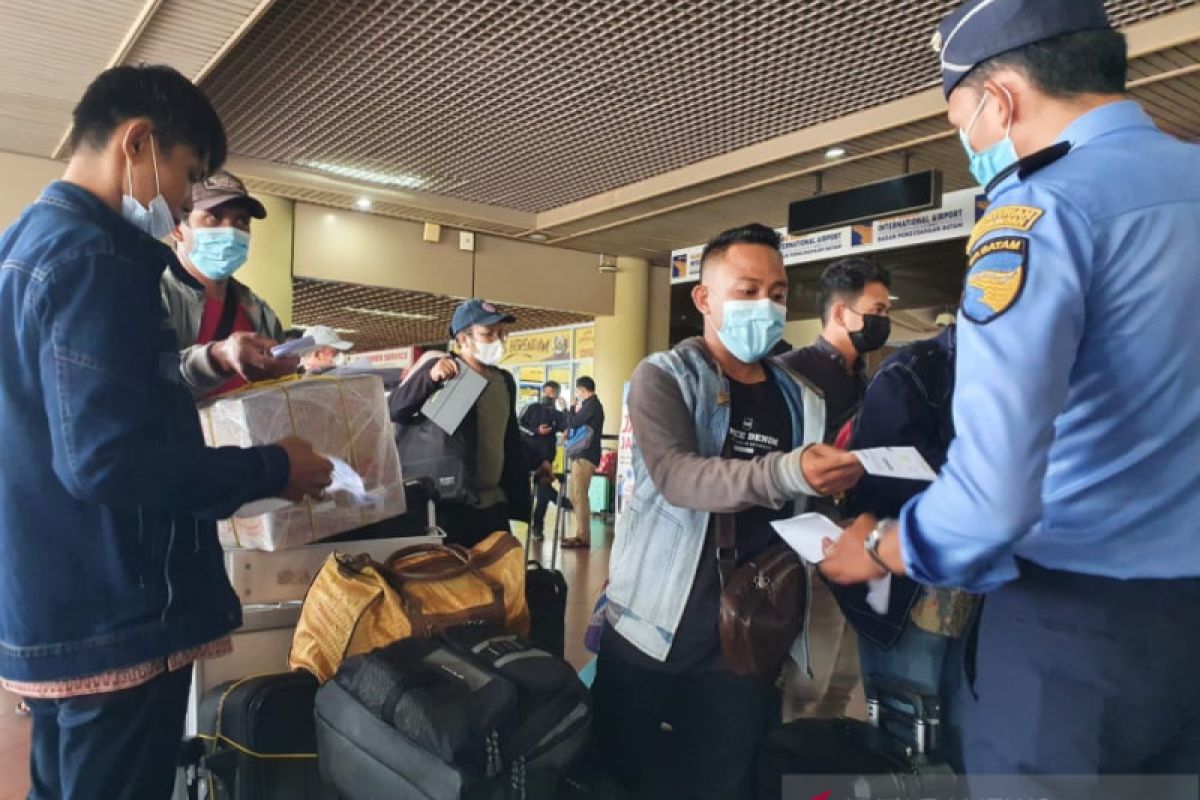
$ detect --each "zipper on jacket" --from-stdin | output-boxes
[137,506,145,589]
[161,517,177,623]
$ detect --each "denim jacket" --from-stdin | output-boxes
[605,338,825,664]
[0,181,290,683]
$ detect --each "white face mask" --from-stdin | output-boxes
[473,339,505,366]
[121,135,175,239]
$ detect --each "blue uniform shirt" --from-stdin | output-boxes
[900,100,1200,592]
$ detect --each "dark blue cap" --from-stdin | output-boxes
[449,298,516,337]
[935,0,1111,97]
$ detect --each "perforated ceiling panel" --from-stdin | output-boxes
[0,0,149,156]
[203,0,1195,213]
[292,278,592,350]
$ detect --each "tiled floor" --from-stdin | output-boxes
[0,691,30,800]
[0,507,612,797]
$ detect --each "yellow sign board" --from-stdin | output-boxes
[501,328,573,365]
[518,365,546,384]
[574,326,595,360]
[547,365,572,388]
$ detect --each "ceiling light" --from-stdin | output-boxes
[824,146,847,159]
[299,160,427,190]
[889,295,900,301]
[354,197,372,211]
[528,232,549,242]
[333,328,358,334]
[343,306,436,321]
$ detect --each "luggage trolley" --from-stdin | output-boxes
[176,480,444,799]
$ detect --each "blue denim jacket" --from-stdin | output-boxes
[606,338,825,664]
[0,181,290,683]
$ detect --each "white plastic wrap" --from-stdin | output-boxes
[198,375,405,551]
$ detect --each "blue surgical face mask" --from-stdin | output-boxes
[715,298,787,364]
[121,135,176,239]
[959,89,1018,189]
[189,227,251,281]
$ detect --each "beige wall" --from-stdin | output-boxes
[592,257,650,435]
[238,194,295,328]
[293,203,615,316]
[783,318,824,349]
[474,236,615,316]
[294,203,475,297]
[0,151,64,229]
[0,152,294,324]
[645,265,671,355]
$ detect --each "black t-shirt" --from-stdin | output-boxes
[778,337,865,442]
[602,372,794,673]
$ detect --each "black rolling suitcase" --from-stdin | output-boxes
[181,670,337,800]
[757,681,960,800]
[524,466,569,658]
[314,626,591,800]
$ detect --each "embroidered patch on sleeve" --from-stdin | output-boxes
[962,236,1028,325]
[967,205,1044,250]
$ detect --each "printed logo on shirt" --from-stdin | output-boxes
[963,236,1027,325]
[729,418,780,457]
[966,204,1044,250]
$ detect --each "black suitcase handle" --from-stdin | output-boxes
[403,476,440,507]
[866,678,942,757]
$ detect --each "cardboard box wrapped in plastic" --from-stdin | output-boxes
[198,375,406,551]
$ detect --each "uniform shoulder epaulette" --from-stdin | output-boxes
[1018,141,1072,179]
[985,141,1072,192]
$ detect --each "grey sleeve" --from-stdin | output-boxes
[629,361,815,514]
[179,344,228,399]
[259,299,285,342]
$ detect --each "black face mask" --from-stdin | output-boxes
[849,314,891,354]
[541,396,556,406]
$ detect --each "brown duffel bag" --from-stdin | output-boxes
[289,531,529,683]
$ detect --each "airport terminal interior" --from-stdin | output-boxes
[1,0,1199,798]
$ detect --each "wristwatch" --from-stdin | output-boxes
[864,518,895,574]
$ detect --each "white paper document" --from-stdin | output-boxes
[771,512,892,615]
[270,336,315,358]
[771,513,842,564]
[234,457,380,517]
[853,447,937,482]
[327,457,383,509]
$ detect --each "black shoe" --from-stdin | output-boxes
[559,498,574,512]
[531,527,544,540]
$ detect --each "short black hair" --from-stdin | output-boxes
[543,381,561,393]
[699,224,782,279]
[962,29,1127,98]
[818,257,892,323]
[576,376,596,393]
[69,65,228,173]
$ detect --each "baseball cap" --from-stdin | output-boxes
[192,169,268,219]
[449,299,516,338]
[303,325,354,351]
[934,0,1111,97]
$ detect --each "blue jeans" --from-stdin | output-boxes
[26,665,192,800]
[858,622,966,773]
